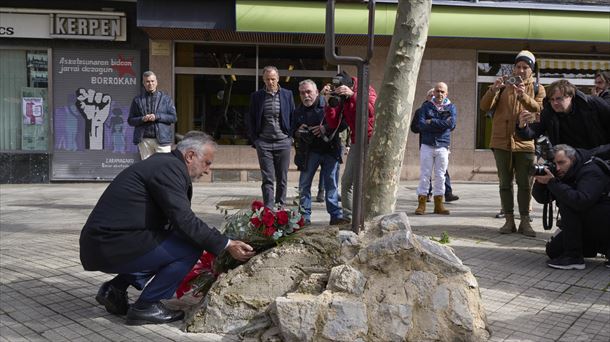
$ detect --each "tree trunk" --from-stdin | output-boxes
[364,0,431,219]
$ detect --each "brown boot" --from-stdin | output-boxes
[433,196,450,215]
[518,215,536,237]
[498,214,516,234]
[415,195,427,215]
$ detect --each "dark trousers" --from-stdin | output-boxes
[546,201,610,259]
[255,137,292,208]
[101,232,200,304]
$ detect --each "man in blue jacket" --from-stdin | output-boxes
[128,71,177,160]
[80,132,254,325]
[414,82,457,215]
[246,66,295,208]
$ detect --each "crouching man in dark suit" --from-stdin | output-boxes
[79,131,255,325]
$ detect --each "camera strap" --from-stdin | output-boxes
[322,105,345,143]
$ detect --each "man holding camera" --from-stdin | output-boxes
[322,70,377,222]
[292,79,347,225]
[516,79,610,149]
[246,66,295,209]
[532,144,610,269]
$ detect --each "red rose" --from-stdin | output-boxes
[251,200,264,211]
[297,216,305,228]
[263,226,276,237]
[276,210,289,225]
[262,208,275,227]
[250,216,262,228]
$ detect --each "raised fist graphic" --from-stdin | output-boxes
[76,88,111,150]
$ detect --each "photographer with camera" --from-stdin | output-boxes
[480,50,546,236]
[532,144,610,270]
[292,79,348,225]
[516,79,610,151]
[322,70,377,222]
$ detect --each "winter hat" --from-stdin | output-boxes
[515,50,536,70]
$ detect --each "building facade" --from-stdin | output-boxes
[1,0,608,183]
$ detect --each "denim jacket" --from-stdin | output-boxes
[417,99,457,148]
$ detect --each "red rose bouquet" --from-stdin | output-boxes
[177,200,305,298]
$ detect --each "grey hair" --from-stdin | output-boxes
[298,79,318,90]
[262,65,279,76]
[142,70,156,79]
[176,131,217,157]
[553,144,577,162]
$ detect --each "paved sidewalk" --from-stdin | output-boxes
[1,181,608,341]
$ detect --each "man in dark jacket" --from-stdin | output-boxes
[292,79,347,225]
[413,82,457,216]
[516,79,610,149]
[246,66,295,208]
[532,144,610,270]
[128,71,177,160]
[80,131,254,325]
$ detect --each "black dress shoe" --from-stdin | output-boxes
[444,193,459,202]
[95,281,129,315]
[126,301,185,326]
[330,217,350,225]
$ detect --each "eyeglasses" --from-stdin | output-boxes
[549,96,569,103]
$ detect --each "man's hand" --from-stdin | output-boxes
[310,124,324,137]
[513,82,526,97]
[334,85,354,97]
[534,168,555,185]
[144,113,156,122]
[491,77,505,92]
[518,110,535,128]
[226,240,255,262]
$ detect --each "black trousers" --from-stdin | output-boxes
[254,137,292,208]
[546,200,610,259]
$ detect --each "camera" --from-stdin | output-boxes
[530,136,557,176]
[327,73,353,108]
[504,75,523,86]
[297,126,314,144]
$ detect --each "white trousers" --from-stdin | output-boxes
[138,138,171,160]
[417,144,449,196]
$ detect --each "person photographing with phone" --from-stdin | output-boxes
[480,50,546,237]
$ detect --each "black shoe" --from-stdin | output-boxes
[330,217,350,225]
[96,281,129,315]
[605,260,610,269]
[315,191,325,203]
[547,256,585,270]
[495,210,505,219]
[445,193,459,202]
[426,194,432,203]
[126,301,185,325]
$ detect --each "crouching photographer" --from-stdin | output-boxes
[532,144,610,270]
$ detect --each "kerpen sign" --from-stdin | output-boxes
[0,10,126,41]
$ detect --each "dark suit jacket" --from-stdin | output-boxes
[128,91,177,145]
[79,150,228,271]
[246,87,295,143]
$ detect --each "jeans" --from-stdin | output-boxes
[255,137,292,208]
[428,171,452,196]
[341,145,357,220]
[492,149,534,216]
[100,231,200,304]
[299,151,342,220]
[417,144,449,196]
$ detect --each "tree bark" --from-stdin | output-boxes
[364,0,431,219]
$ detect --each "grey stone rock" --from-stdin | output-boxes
[272,293,327,342]
[327,265,366,295]
[414,234,470,273]
[321,297,368,341]
[404,271,438,306]
[368,303,413,341]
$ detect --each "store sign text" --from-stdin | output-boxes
[52,15,121,39]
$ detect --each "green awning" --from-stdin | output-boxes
[236,1,610,43]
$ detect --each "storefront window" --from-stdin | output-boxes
[475,52,609,149]
[175,43,337,145]
[0,49,49,151]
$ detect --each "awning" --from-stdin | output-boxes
[235,1,610,43]
[539,59,610,70]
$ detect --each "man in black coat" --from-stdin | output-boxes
[80,131,254,325]
[516,79,610,149]
[532,144,610,270]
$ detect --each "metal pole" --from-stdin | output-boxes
[325,0,375,234]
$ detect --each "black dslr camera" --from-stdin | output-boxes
[530,136,556,176]
[297,126,315,144]
[327,72,353,108]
